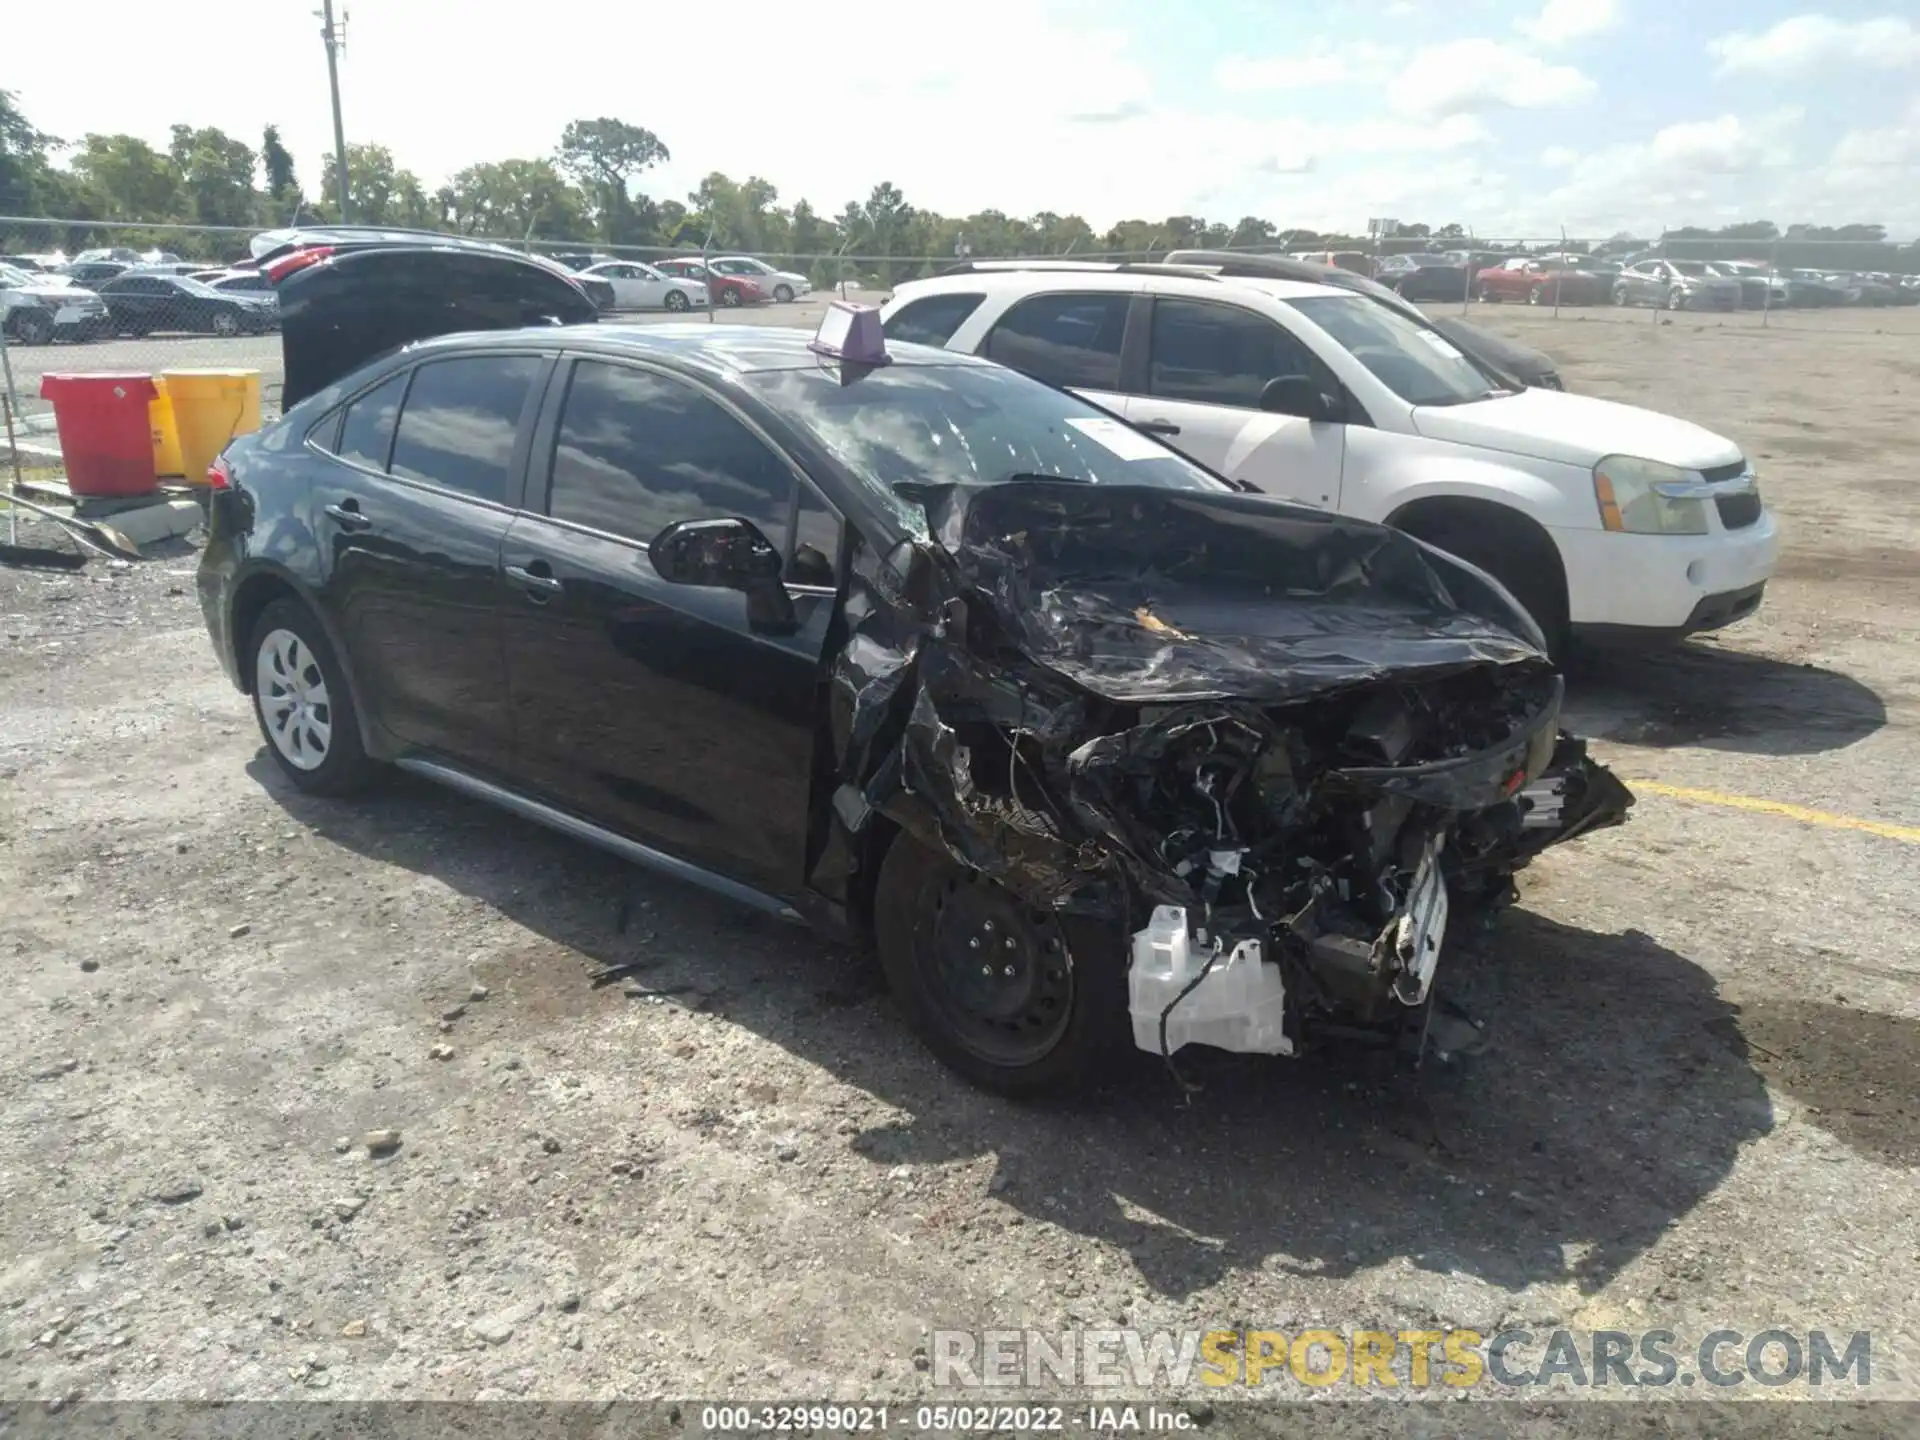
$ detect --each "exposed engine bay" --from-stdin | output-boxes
[812,479,1635,1065]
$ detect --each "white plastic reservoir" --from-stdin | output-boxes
[1128,905,1294,1057]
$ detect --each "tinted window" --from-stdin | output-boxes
[883,293,985,348]
[547,360,793,552]
[984,292,1128,390]
[329,371,408,471]
[741,361,1221,535]
[387,355,541,503]
[1148,299,1322,409]
[789,484,841,588]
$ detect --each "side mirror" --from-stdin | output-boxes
[1259,376,1343,423]
[648,516,784,590]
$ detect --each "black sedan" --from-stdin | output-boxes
[1377,254,1472,302]
[96,272,279,336]
[197,240,1628,1096]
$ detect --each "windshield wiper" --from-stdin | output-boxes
[998,471,1094,485]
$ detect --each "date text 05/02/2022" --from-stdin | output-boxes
[695,1404,1197,1432]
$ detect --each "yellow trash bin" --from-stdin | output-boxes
[160,368,263,484]
[149,377,186,478]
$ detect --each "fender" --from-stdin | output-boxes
[1342,437,1601,536]
[225,556,389,761]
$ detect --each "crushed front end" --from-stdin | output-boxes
[818,481,1634,1067]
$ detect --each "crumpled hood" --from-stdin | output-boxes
[1412,386,1746,470]
[909,480,1547,706]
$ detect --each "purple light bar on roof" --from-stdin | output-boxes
[809,300,891,364]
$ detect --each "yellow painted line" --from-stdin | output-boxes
[1632,780,1920,845]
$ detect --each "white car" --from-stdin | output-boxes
[577,260,710,313]
[0,261,110,345]
[880,262,1778,652]
[706,255,811,303]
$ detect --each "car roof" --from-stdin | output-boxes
[890,263,1346,305]
[404,322,996,380]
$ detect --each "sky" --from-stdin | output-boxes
[13,0,1920,239]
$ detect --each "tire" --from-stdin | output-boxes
[1612,283,1630,307]
[719,288,742,308]
[773,284,795,303]
[873,832,1122,1098]
[212,310,241,337]
[1665,286,1687,311]
[10,308,54,346]
[1475,282,1494,302]
[247,599,379,796]
[1528,285,1545,306]
[664,289,689,313]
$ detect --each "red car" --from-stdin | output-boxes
[653,257,767,307]
[1473,257,1611,306]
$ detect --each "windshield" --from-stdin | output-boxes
[1284,294,1504,406]
[744,361,1223,531]
[172,277,222,296]
[1670,261,1709,277]
[0,264,32,286]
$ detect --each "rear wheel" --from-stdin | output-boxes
[874,833,1120,1098]
[1528,285,1546,305]
[212,309,240,337]
[1475,282,1495,302]
[719,288,742,308]
[1612,283,1630,306]
[248,599,379,796]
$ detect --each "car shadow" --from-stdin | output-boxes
[252,757,1835,1306]
[1562,640,1885,756]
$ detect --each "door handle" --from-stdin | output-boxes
[505,562,563,600]
[1138,418,1181,437]
[323,501,371,531]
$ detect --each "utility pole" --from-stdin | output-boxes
[319,0,350,221]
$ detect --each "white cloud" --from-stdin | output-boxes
[1392,39,1598,117]
[1707,14,1920,77]
[1517,0,1622,45]
[1540,145,1580,167]
[1214,43,1396,93]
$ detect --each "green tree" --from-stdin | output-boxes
[168,124,258,228]
[0,90,61,215]
[69,134,182,220]
[443,158,589,240]
[317,144,436,227]
[861,182,914,282]
[261,125,300,210]
[557,118,670,246]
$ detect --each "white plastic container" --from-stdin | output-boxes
[1128,904,1294,1057]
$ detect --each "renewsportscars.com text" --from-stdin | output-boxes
[932,1327,1873,1390]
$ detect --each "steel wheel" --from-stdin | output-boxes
[921,867,1075,1069]
[255,627,332,771]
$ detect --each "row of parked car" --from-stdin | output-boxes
[0,247,280,343]
[1351,248,1920,310]
[0,242,826,345]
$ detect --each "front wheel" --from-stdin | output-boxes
[664,289,689,312]
[212,310,240,336]
[1665,286,1687,311]
[1528,285,1545,305]
[10,309,54,346]
[874,833,1119,1098]
[1475,282,1495,302]
[773,284,795,303]
[248,599,379,796]
[1612,283,1630,306]
[719,288,742,308]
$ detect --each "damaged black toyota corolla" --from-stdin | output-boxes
[198,238,1632,1097]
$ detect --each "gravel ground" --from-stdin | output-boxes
[0,308,1915,1421]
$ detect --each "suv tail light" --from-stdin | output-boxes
[263,246,335,283]
[207,456,232,491]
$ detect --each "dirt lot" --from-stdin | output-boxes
[1,305,1916,1415]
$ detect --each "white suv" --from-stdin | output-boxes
[880,261,1779,652]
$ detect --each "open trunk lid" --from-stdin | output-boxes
[269,241,600,408]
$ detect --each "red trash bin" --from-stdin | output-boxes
[38,373,161,499]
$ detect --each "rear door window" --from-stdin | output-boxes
[329,371,409,471]
[883,293,986,347]
[387,355,543,505]
[545,359,793,554]
[983,292,1129,390]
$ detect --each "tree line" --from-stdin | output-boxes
[3,92,1913,283]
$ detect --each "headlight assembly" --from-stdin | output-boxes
[1592,455,1710,536]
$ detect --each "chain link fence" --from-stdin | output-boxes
[4,217,1917,443]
